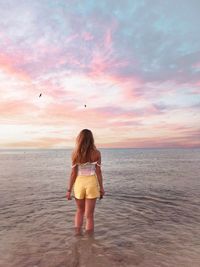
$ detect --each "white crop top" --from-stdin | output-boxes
[71,161,101,176]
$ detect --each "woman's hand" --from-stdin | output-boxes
[99,187,105,199]
[66,190,72,200]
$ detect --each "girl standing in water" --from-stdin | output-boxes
[66,129,105,236]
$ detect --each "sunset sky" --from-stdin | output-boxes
[0,0,200,149]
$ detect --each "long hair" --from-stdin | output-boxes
[72,129,96,164]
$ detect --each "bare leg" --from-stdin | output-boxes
[85,198,97,234]
[74,198,85,235]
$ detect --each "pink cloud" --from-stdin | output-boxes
[39,79,75,99]
[101,132,200,148]
[82,32,94,41]
[0,100,38,117]
[104,28,112,50]
[192,62,200,68]
[65,34,79,43]
[33,101,165,128]
[0,52,30,81]
[89,53,107,77]
[3,136,70,149]
[88,25,130,78]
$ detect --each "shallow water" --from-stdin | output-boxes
[0,148,200,267]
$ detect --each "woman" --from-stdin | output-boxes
[66,129,105,236]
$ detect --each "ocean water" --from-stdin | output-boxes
[0,148,200,267]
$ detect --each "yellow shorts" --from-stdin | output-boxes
[73,175,100,199]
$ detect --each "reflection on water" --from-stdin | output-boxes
[0,148,200,267]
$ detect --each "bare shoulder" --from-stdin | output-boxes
[96,149,101,163]
[96,149,101,158]
[91,149,101,161]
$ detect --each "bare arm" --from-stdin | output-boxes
[67,165,77,192]
[96,151,104,194]
[66,159,78,200]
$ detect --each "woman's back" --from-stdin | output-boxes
[77,161,100,176]
[72,150,101,176]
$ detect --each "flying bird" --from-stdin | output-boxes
[84,104,87,108]
[39,93,42,97]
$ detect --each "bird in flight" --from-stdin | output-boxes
[39,93,42,97]
[84,104,87,108]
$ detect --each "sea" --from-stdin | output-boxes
[0,148,200,267]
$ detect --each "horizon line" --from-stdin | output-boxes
[0,147,200,150]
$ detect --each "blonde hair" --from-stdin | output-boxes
[72,129,96,164]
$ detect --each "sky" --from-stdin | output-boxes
[0,0,200,149]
